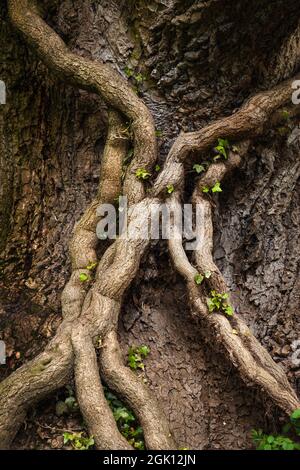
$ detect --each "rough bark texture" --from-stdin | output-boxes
[1,0,300,450]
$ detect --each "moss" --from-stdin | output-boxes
[30,356,52,374]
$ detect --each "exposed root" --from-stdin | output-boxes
[167,162,300,416]
[153,77,300,196]
[8,0,157,205]
[72,328,132,450]
[100,331,176,450]
[1,0,300,451]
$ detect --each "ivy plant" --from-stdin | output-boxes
[136,168,151,180]
[252,408,300,450]
[56,385,79,417]
[194,271,211,285]
[193,164,205,174]
[63,432,94,450]
[79,273,89,282]
[104,387,145,450]
[124,67,146,94]
[202,181,222,194]
[128,345,150,371]
[211,181,222,193]
[166,184,175,195]
[214,138,230,161]
[207,290,234,316]
[86,261,97,271]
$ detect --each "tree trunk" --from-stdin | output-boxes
[0,0,300,450]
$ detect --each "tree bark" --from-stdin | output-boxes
[1,0,300,450]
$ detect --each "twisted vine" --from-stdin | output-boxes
[0,0,300,450]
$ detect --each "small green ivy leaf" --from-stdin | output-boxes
[166,184,175,194]
[56,401,68,417]
[124,66,134,78]
[291,409,300,420]
[207,298,215,313]
[282,110,290,121]
[204,271,212,279]
[135,73,144,83]
[155,164,161,172]
[211,182,222,193]
[136,168,151,180]
[79,273,89,282]
[194,273,204,285]
[86,262,97,271]
[202,186,210,193]
[139,345,150,357]
[223,304,234,316]
[65,396,78,411]
[193,164,205,174]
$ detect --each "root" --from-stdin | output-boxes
[100,331,176,450]
[8,0,157,205]
[72,328,132,450]
[2,0,300,451]
[153,76,300,196]
[167,157,300,415]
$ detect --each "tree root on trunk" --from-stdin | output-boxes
[1,0,300,450]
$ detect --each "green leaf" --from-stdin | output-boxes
[282,110,290,120]
[114,407,132,422]
[263,444,272,450]
[65,396,78,410]
[86,262,97,271]
[124,66,134,78]
[136,168,151,180]
[155,164,161,172]
[128,357,137,370]
[202,186,210,193]
[211,181,222,193]
[282,440,294,450]
[56,401,68,417]
[204,271,212,279]
[139,345,150,357]
[79,273,89,282]
[193,164,205,174]
[218,138,229,148]
[207,298,215,312]
[135,73,144,83]
[291,409,300,420]
[63,432,72,444]
[166,184,175,194]
[223,304,234,316]
[194,273,204,285]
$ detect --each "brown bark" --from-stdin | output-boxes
[1,0,300,451]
